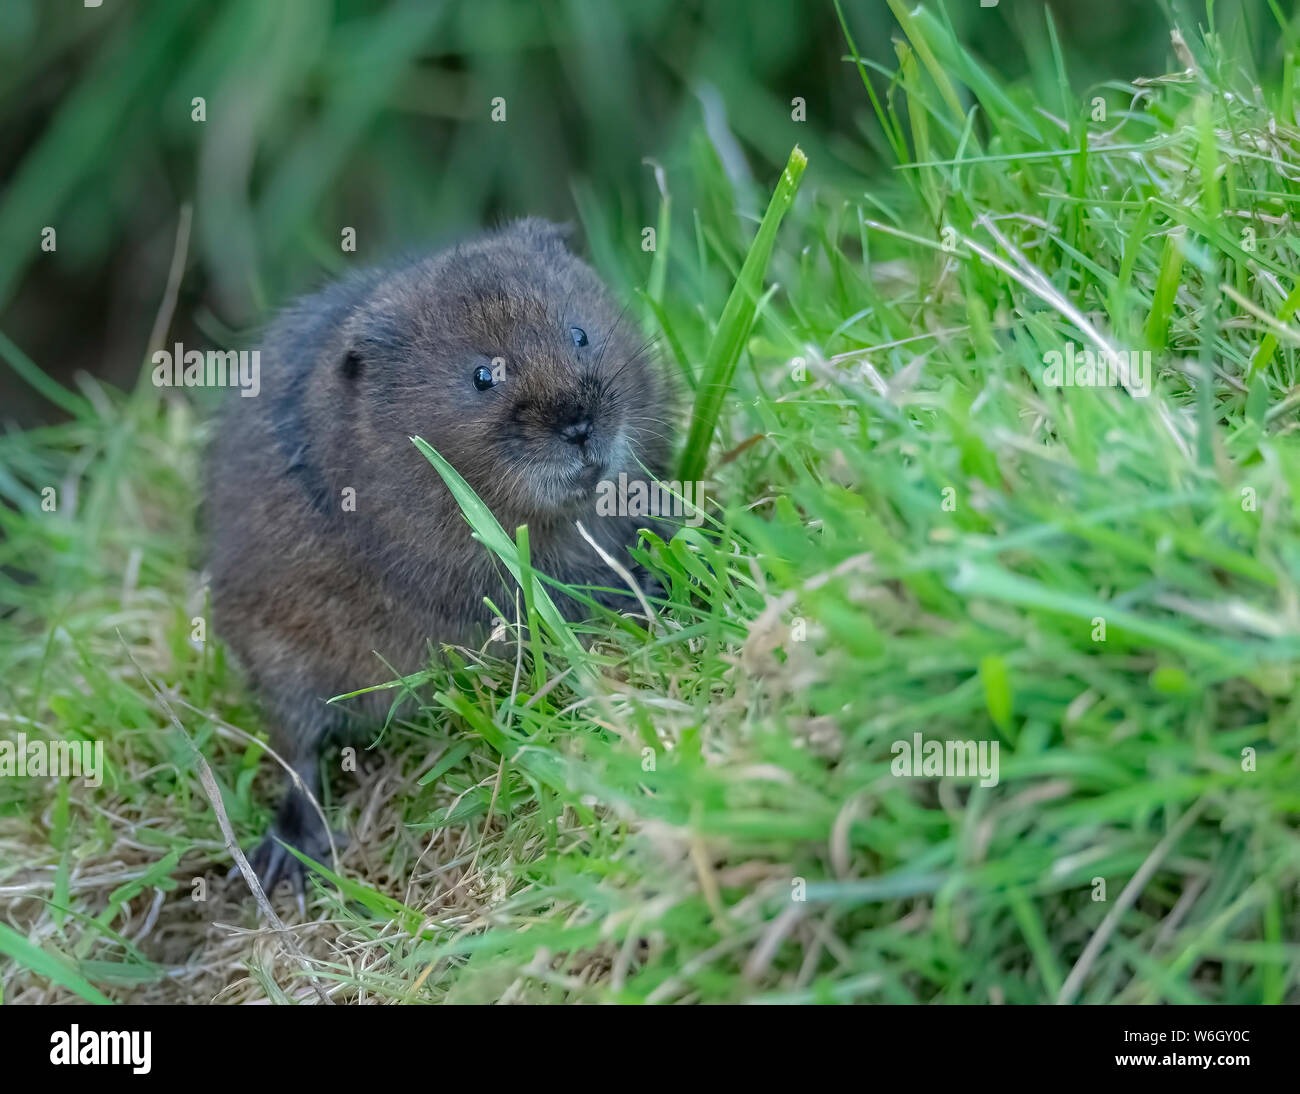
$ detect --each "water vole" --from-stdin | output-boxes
[206,219,671,892]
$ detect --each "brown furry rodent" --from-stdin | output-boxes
[206,219,670,893]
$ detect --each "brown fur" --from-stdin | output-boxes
[205,219,671,890]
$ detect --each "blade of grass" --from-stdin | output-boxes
[0,329,93,417]
[679,145,806,482]
[0,922,112,1004]
[411,435,590,680]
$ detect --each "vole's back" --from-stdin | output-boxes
[209,269,430,722]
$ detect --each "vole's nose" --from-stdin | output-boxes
[559,418,592,446]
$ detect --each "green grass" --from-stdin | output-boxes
[3,3,1300,1004]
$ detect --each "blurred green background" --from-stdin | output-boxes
[0,0,1277,425]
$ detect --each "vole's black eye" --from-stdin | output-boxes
[570,326,588,347]
[473,365,495,391]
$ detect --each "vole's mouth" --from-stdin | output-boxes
[542,456,605,507]
[527,430,627,512]
[573,461,604,489]
[546,459,602,504]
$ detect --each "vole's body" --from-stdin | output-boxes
[207,220,669,890]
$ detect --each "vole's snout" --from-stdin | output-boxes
[532,390,616,506]
[549,386,603,452]
[558,415,593,447]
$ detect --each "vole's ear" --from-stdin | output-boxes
[509,217,576,255]
[341,348,363,383]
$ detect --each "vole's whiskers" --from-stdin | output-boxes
[601,333,662,392]
[594,300,635,378]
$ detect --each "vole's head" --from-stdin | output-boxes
[338,219,667,522]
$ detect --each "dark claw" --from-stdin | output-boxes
[247,829,300,895]
[234,811,343,900]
